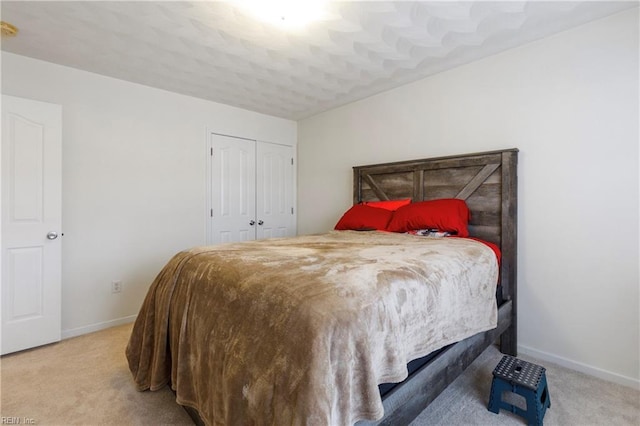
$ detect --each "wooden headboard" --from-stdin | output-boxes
[353,148,518,304]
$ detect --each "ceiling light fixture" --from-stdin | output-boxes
[1,21,18,37]
[232,0,328,30]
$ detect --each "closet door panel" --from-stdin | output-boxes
[211,134,256,243]
[256,142,294,239]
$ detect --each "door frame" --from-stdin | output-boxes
[205,129,297,245]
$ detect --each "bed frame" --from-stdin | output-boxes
[182,148,518,426]
[354,148,518,425]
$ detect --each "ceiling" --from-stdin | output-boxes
[1,1,636,120]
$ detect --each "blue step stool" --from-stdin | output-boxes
[488,355,551,426]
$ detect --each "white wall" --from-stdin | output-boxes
[1,52,296,337]
[298,9,639,387]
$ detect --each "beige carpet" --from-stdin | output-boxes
[410,344,640,426]
[1,323,638,425]
[1,323,192,425]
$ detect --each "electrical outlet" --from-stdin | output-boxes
[111,280,123,294]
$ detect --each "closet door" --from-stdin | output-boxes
[256,142,294,239]
[210,134,256,243]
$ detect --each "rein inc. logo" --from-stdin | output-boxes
[1,417,35,425]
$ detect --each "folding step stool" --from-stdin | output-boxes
[488,355,551,426]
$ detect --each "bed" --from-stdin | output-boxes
[126,148,518,425]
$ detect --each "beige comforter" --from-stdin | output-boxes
[126,230,498,425]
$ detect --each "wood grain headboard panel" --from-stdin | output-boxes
[353,149,518,302]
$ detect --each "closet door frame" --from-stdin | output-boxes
[205,130,297,245]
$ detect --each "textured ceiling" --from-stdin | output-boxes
[1,1,636,120]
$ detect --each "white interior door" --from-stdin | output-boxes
[210,134,256,243]
[1,95,62,355]
[256,142,294,239]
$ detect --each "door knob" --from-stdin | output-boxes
[258,220,264,226]
[249,220,256,226]
[46,231,58,240]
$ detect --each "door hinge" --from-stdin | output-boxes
[291,207,294,214]
[291,158,294,165]
[210,147,213,156]
[210,209,213,217]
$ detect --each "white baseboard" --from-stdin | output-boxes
[61,315,137,340]
[518,344,640,390]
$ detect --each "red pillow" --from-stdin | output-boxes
[334,204,393,231]
[362,198,411,211]
[386,198,471,236]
